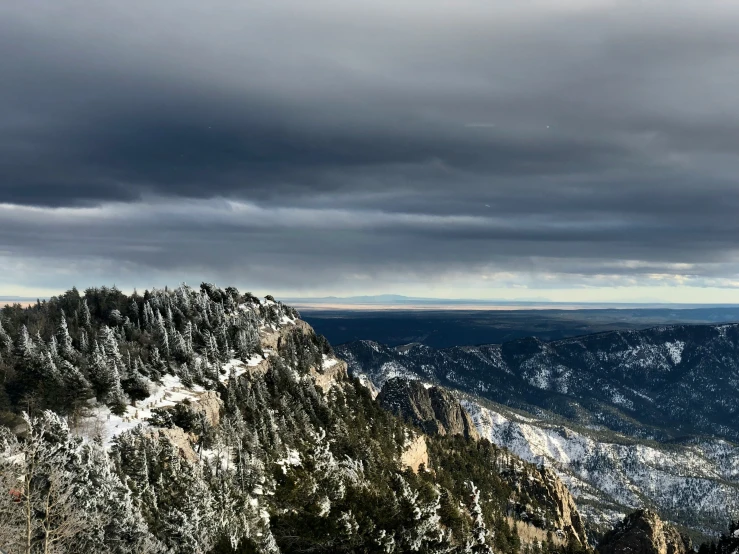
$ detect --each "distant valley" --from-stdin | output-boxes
[336,323,739,541]
[303,307,739,349]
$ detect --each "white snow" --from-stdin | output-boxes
[77,351,262,449]
[664,341,685,365]
[276,448,302,474]
[220,354,265,383]
[462,399,739,528]
[322,354,338,368]
[77,373,205,447]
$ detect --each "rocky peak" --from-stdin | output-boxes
[539,467,589,546]
[378,378,480,440]
[597,509,692,554]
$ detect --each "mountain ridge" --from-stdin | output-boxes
[0,283,595,554]
[337,322,739,540]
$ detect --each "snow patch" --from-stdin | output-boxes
[276,449,302,474]
[664,341,685,365]
[77,373,205,447]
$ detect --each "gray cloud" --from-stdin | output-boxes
[2,0,739,296]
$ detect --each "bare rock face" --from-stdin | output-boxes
[400,434,429,473]
[310,359,348,393]
[190,391,223,427]
[146,427,199,464]
[378,378,479,440]
[261,319,314,351]
[597,510,692,554]
[538,467,589,546]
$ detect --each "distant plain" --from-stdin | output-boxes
[300,306,739,348]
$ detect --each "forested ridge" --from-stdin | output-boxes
[0,284,596,553]
[0,284,299,420]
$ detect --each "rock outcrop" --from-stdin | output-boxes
[400,434,429,473]
[189,390,223,427]
[378,378,479,440]
[538,467,589,546]
[597,510,691,554]
[146,427,199,464]
[261,319,313,351]
[310,358,348,392]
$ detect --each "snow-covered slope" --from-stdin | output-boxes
[338,325,739,442]
[337,324,739,539]
[72,297,346,448]
[463,399,739,537]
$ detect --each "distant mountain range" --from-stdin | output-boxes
[285,293,739,309]
[285,293,555,305]
[336,322,739,540]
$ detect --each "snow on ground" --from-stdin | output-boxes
[77,353,266,448]
[323,354,338,369]
[664,341,685,365]
[463,399,739,528]
[276,448,302,474]
[220,354,265,383]
[77,374,204,447]
[72,311,303,451]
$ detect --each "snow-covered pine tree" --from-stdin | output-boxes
[0,318,11,355]
[107,361,130,415]
[0,412,86,554]
[57,310,75,359]
[464,481,495,554]
[81,299,92,328]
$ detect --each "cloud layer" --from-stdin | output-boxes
[2,1,739,299]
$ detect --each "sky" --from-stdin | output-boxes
[3,0,739,302]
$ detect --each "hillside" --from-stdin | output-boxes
[336,329,739,539]
[596,509,692,554]
[0,284,591,554]
[337,324,739,441]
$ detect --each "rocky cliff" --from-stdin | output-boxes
[597,510,691,554]
[378,377,480,440]
[338,333,739,540]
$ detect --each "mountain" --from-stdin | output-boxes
[283,294,557,305]
[337,324,739,441]
[0,284,591,554]
[376,377,589,545]
[379,377,480,440]
[336,327,739,539]
[697,520,739,554]
[596,510,692,554]
[463,398,739,539]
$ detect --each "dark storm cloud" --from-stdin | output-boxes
[2,0,739,293]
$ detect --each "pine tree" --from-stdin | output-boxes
[90,342,115,398]
[72,441,164,554]
[57,310,75,359]
[16,324,35,361]
[81,299,92,328]
[464,481,495,554]
[156,311,170,360]
[107,360,130,415]
[80,328,90,353]
[0,412,87,554]
[100,325,125,378]
[0,318,11,355]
